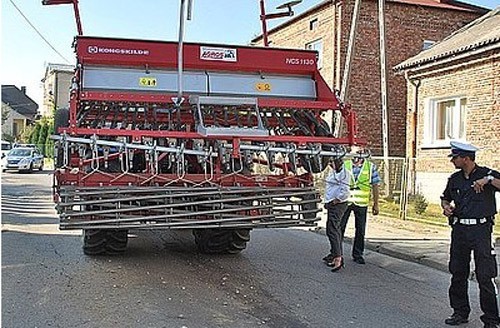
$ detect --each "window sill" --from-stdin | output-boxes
[420,143,451,150]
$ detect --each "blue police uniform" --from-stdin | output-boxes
[441,141,500,327]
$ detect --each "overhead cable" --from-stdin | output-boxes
[8,0,71,64]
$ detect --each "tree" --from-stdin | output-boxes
[45,119,55,159]
[37,119,49,156]
[1,103,10,125]
[30,121,41,145]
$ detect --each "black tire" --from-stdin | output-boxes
[83,229,128,255]
[301,193,320,221]
[39,162,44,171]
[193,228,251,254]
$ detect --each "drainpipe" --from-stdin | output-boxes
[405,70,420,159]
[399,70,420,220]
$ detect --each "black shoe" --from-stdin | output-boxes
[330,258,345,272]
[484,323,499,328]
[445,313,469,325]
[353,257,366,264]
[323,254,334,263]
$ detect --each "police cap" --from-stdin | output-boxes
[448,141,479,158]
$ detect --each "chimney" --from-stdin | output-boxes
[21,86,26,94]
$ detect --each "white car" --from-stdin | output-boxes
[3,147,44,172]
[1,140,12,171]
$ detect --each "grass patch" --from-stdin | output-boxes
[379,199,500,236]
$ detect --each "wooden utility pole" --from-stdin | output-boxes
[378,0,390,196]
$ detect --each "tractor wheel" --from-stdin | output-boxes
[105,230,129,254]
[301,193,319,221]
[193,228,251,254]
[83,229,128,255]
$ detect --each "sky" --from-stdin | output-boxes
[1,0,498,108]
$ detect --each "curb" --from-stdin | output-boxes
[310,227,449,273]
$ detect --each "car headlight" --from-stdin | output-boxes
[19,158,30,164]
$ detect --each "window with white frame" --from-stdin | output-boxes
[423,97,466,146]
[305,39,323,69]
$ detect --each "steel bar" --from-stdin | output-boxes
[59,191,318,217]
[58,186,316,206]
[60,210,320,230]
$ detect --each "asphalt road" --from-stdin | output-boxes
[1,170,484,328]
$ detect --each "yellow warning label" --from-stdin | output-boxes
[255,82,272,92]
[139,77,157,87]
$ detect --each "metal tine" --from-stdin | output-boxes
[63,203,273,225]
[53,135,218,158]
[61,213,278,229]
[234,105,241,128]
[61,204,318,228]
[58,185,296,198]
[59,188,231,205]
[59,190,316,216]
[60,212,319,230]
[58,185,212,196]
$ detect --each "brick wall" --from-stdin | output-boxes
[409,52,500,173]
[257,0,483,156]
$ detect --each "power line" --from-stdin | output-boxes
[8,0,71,64]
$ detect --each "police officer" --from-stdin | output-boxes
[441,141,500,328]
[340,151,381,264]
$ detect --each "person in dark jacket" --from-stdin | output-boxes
[441,141,500,328]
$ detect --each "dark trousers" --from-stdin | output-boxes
[449,223,499,325]
[340,203,368,259]
[326,202,348,257]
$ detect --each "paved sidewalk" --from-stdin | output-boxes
[313,208,500,274]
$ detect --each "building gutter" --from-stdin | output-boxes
[404,51,500,79]
[395,41,499,72]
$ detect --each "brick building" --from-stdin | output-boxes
[395,7,499,203]
[252,0,487,156]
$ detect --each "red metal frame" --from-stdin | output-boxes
[57,34,365,189]
[42,0,82,35]
[75,36,324,76]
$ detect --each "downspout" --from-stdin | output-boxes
[399,70,420,220]
[405,70,420,159]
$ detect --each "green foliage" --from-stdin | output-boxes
[409,193,429,215]
[45,120,55,159]
[2,133,15,143]
[29,122,41,145]
[1,104,10,125]
[26,117,55,156]
[37,118,49,156]
[19,124,33,143]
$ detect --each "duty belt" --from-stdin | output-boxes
[452,216,492,225]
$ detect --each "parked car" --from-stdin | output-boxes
[3,147,44,172]
[1,140,12,172]
[13,143,37,149]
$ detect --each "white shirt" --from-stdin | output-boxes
[324,166,351,203]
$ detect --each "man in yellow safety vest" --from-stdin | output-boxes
[340,154,380,264]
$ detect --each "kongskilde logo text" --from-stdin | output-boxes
[87,46,150,56]
[200,47,237,62]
